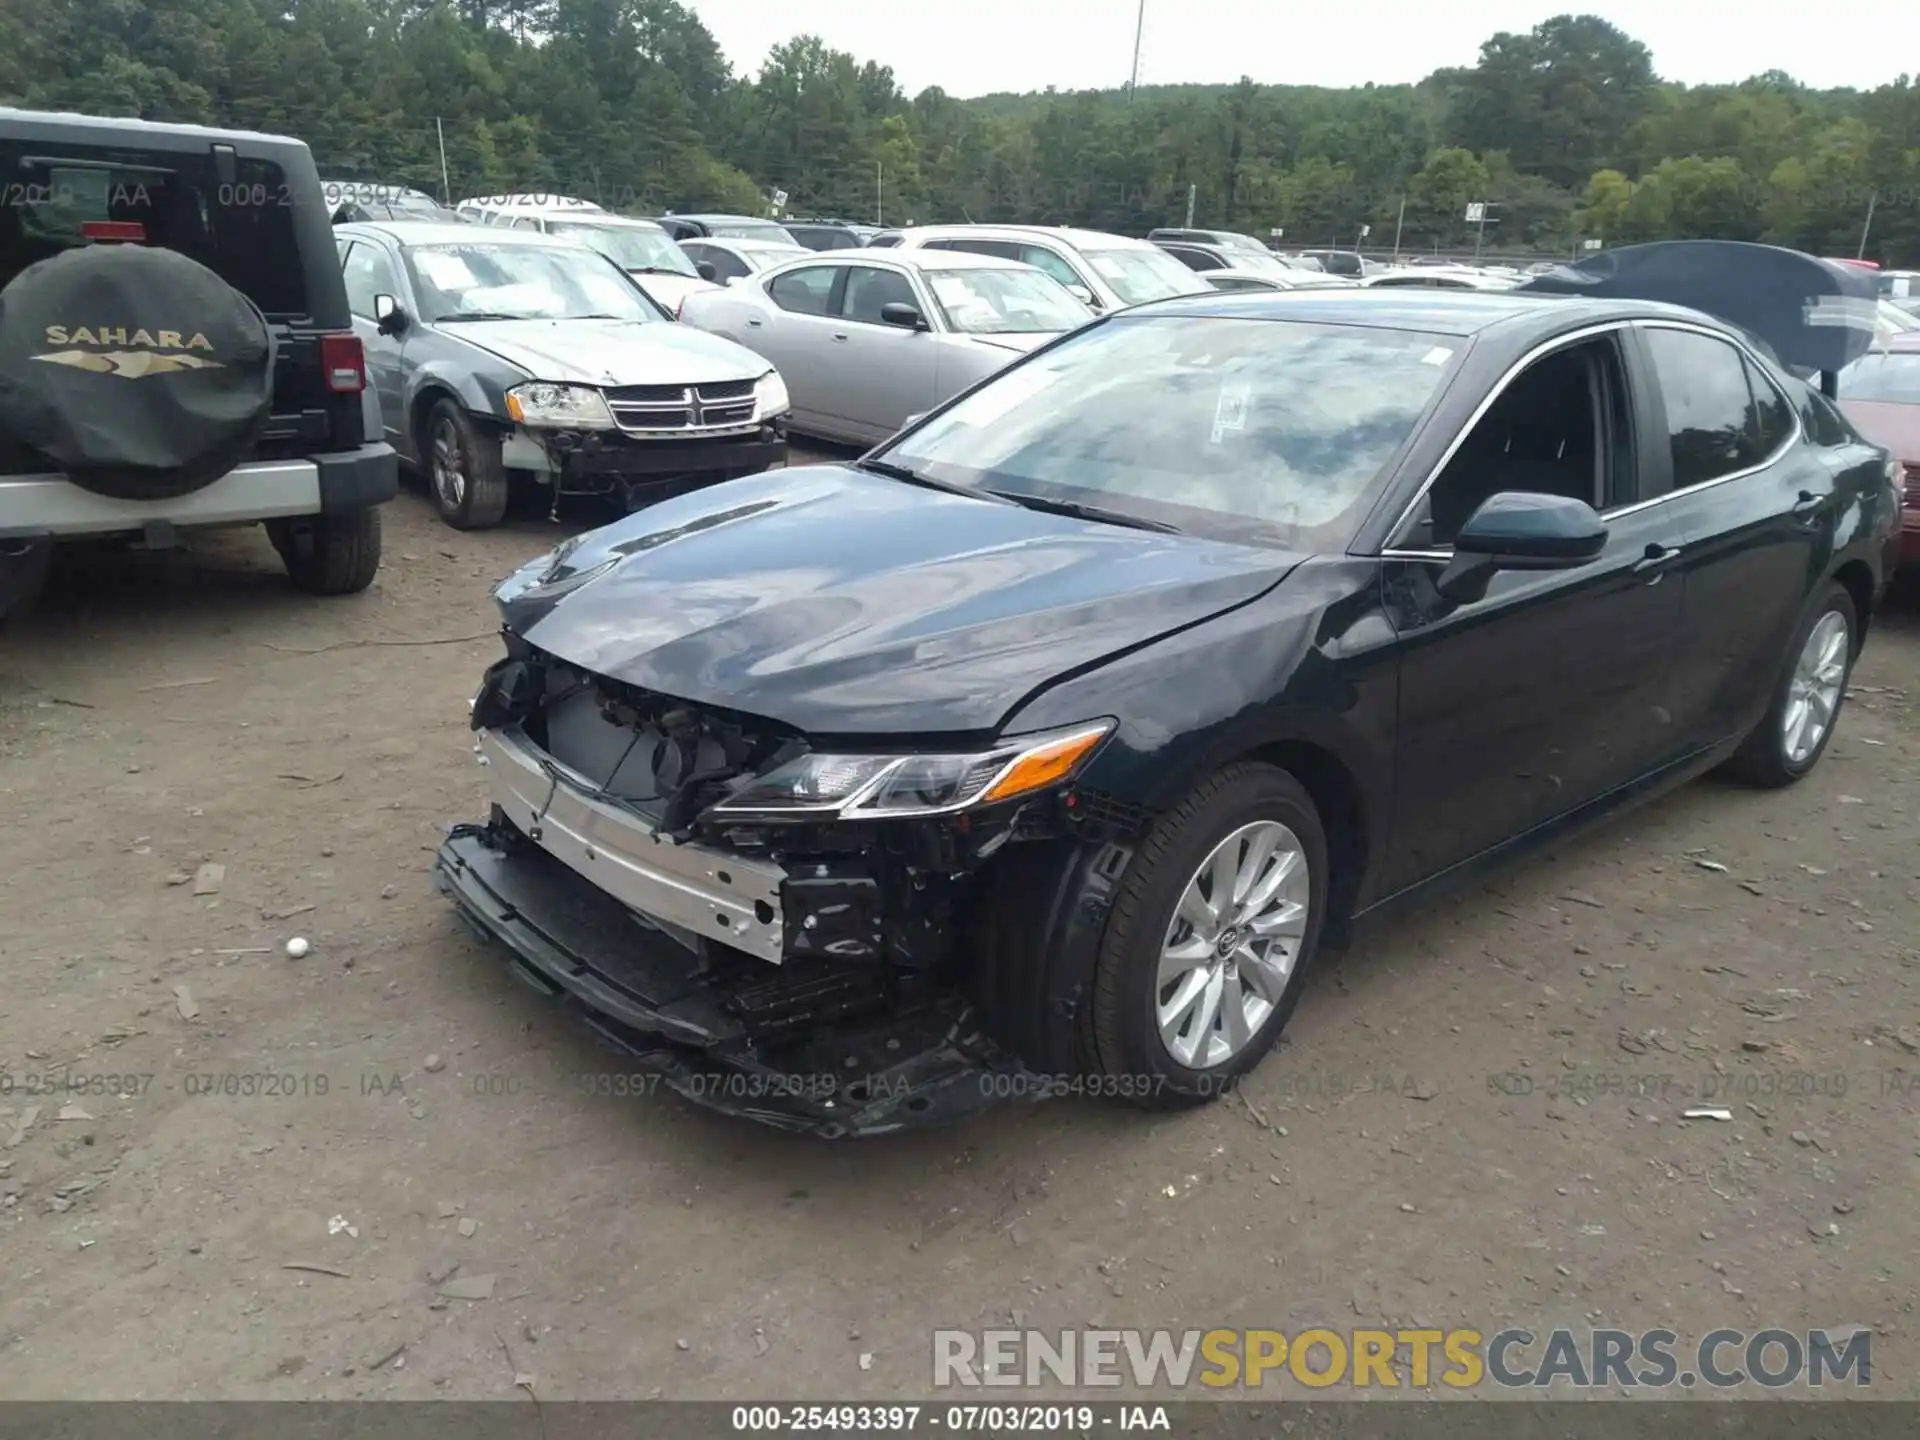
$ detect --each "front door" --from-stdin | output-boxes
[827,264,941,440]
[753,262,848,433]
[1380,330,1687,892]
[340,239,409,448]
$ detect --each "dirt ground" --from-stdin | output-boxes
[2,452,1917,1401]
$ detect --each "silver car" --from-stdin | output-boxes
[676,248,1093,445]
[884,225,1211,313]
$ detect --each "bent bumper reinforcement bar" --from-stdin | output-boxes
[480,724,786,964]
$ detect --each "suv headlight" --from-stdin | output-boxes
[708,721,1113,820]
[754,370,790,420]
[506,382,616,429]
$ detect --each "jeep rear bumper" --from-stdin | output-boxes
[0,442,397,539]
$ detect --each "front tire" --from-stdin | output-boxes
[426,399,509,530]
[1723,581,1855,788]
[1082,762,1329,1107]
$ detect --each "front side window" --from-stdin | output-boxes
[342,241,400,318]
[877,315,1460,550]
[840,266,918,324]
[1644,328,1775,488]
[403,242,656,323]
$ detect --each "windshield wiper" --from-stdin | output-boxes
[853,457,1008,501]
[437,312,524,322]
[628,266,693,276]
[985,490,1183,534]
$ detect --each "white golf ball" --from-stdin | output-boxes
[285,936,311,959]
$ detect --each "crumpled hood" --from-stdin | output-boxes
[497,465,1302,735]
[445,317,767,386]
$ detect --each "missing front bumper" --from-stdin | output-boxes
[433,824,1025,1137]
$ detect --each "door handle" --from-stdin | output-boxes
[746,317,762,327]
[1632,542,1683,577]
[1792,490,1831,524]
[831,333,849,342]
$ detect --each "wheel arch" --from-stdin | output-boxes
[1832,558,1874,653]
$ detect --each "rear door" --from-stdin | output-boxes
[753,262,848,432]
[1626,323,1832,751]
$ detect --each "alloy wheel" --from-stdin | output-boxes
[432,418,467,513]
[1156,820,1311,1069]
[1782,610,1848,765]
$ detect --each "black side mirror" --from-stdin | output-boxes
[695,261,718,282]
[1437,491,1607,602]
[373,294,408,336]
[880,301,927,330]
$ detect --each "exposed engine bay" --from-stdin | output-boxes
[440,638,1150,1135]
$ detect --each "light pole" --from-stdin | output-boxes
[1128,0,1145,100]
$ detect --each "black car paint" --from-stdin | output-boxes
[449,283,1898,1129]
[498,464,1303,736]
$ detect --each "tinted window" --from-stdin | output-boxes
[840,266,918,324]
[341,241,399,318]
[1800,387,1859,447]
[1744,358,1795,454]
[867,233,902,248]
[946,238,1024,262]
[1164,246,1218,272]
[0,149,309,316]
[880,316,1461,550]
[767,265,838,315]
[1644,328,1770,488]
[689,244,747,282]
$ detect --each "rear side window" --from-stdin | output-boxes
[1742,357,1795,456]
[0,148,309,317]
[1644,327,1772,488]
[767,265,837,315]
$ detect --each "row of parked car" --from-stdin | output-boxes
[318,189,1920,555]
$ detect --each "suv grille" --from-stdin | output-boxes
[604,380,758,433]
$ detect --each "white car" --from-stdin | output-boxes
[490,211,720,314]
[880,225,1210,313]
[678,237,812,287]
[678,248,1093,445]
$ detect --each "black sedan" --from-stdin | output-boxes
[435,242,1902,1137]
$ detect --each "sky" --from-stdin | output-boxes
[683,0,1910,97]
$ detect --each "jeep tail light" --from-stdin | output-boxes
[320,332,366,393]
[81,221,146,242]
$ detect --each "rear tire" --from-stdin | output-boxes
[1722,581,1855,788]
[1080,762,1329,1108]
[271,507,382,595]
[425,399,509,530]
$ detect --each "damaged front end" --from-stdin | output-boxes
[436,638,1138,1137]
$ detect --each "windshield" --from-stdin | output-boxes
[1838,351,1920,405]
[742,245,808,271]
[406,242,657,323]
[1081,247,1211,306]
[706,220,795,243]
[549,220,696,276]
[877,315,1459,548]
[1223,249,1295,279]
[925,267,1092,334]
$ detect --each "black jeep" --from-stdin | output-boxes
[0,107,398,619]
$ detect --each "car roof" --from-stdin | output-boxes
[1127,287,1714,339]
[545,213,668,230]
[687,237,804,252]
[0,105,302,147]
[672,213,786,224]
[898,223,1157,251]
[762,248,1034,275]
[337,220,583,249]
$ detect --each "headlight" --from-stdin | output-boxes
[754,370,790,420]
[708,721,1113,820]
[506,382,616,429]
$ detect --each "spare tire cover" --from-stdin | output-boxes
[0,244,276,501]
